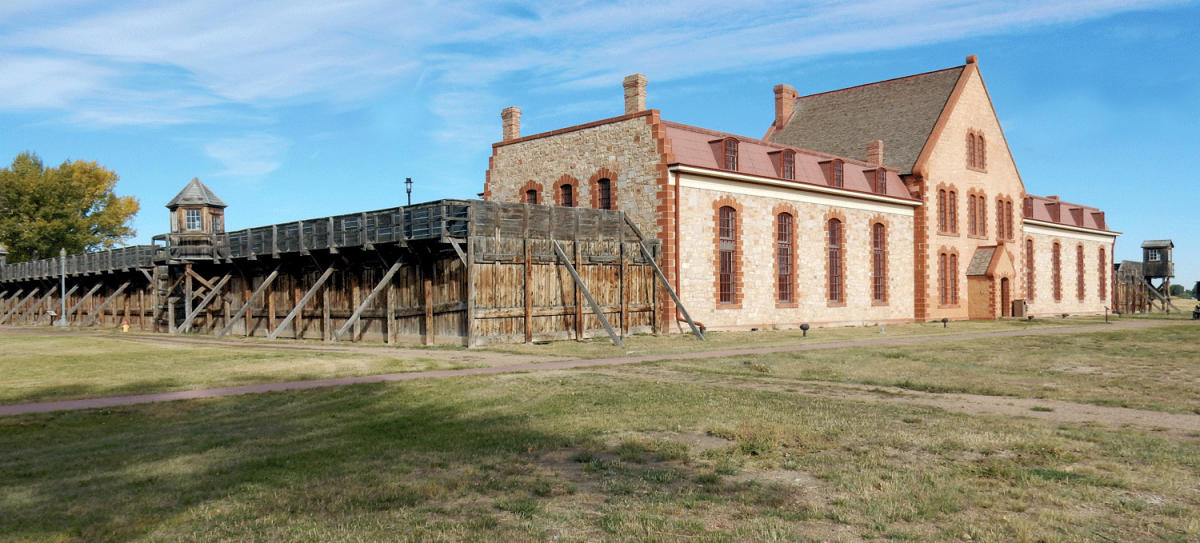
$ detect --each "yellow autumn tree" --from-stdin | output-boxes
[0,152,140,262]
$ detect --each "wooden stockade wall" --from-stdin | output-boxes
[0,200,661,346]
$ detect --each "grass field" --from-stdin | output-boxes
[1,322,1198,541]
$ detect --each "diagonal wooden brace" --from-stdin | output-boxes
[0,288,39,325]
[552,240,622,346]
[65,283,103,324]
[217,267,280,337]
[179,273,232,333]
[622,215,705,341]
[333,260,402,342]
[83,282,132,327]
[267,264,336,340]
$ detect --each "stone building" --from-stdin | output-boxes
[484,56,1118,330]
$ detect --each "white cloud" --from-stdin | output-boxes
[203,134,290,177]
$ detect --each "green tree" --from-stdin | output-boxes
[1168,284,1184,297]
[0,152,139,263]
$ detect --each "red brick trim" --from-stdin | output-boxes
[907,175,929,320]
[483,155,495,200]
[966,129,988,172]
[646,112,678,330]
[1051,240,1063,302]
[824,211,847,307]
[588,167,619,210]
[967,188,988,239]
[772,204,799,308]
[868,215,890,306]
[1076,243,1086,302]
[934,182,959,236]
[518,180,543,204]
[1098,246,1107,301]
[713,196,744,309]
[936,245,961,308]
[553,174,579,207]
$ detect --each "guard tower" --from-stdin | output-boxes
[1141,239,1176,311]
[160,178,227,260]
[0,244,7,266]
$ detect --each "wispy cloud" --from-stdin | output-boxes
[204,134,290,177]
[0,0,1180,132]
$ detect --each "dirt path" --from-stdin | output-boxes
[603,366,1200,437]
[0,319,1187,417]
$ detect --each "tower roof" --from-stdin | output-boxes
[166,177,227,209]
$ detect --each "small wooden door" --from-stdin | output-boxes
[1000,277,1011,317]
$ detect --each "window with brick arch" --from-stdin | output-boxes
[976,134,986,169]
[596,178,612,210]
[948,190,958,233]
[996,198,1005,240]
[967,132,977,168]
[723,139,738,170]
[1052,242,1062,301]
[977,193,987,237]
[937,189,947,232]
[559,183,574,207]
[967,194,977,235]
[1076,244,1086,301]
[831,160,844,188]
[718,206,737,304]
[781,150,795,180]
[524,189,538,205]
[875,169,887,193]
[1025,238,1035,302]
[938,252,948,305]
[950,253,959,304]
[776,213,794,303]
[871,222,886,303]
[1098,247,1107,301]
[1005,200,1014,240]
[827,218,843,303]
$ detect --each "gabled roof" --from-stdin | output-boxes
[663,121,916,201]
[965,247,996,277]
[767,66,965,174]
[166,177,227,209]
[1141,240,1173,249]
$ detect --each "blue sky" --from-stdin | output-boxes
[1,1,1197,285]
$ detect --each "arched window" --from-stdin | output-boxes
[781,150,795,180]
[776,213,793,303]
[827,218,843,303]
[596,178,612,210]
[723,139,738,170]
[831,160,844,188]
[1098,247,1107,301]
[1076,244,1086,301]
[977,193,987,237]
[948,190,958,233]
[1025,238,1035,302]
[937,189,947,232]
[871,222,886,303]
[1052,241,1062,301]
[967,194,977,235]
[524,189,539,205]
[939,252,948,305]
[1005,200,1014,239]
[967,132,977,168]
[996,198,1004,240]
[950,252,959,304]
[976,134,986,169]
[559,183,574,207]
[718,206,737,304]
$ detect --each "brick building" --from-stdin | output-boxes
[484,56,1118,330]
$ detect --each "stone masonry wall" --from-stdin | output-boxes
[1025,228,1114,317]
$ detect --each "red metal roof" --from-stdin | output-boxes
[1024,194,1109,232]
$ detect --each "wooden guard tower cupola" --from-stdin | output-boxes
[166,177,227,235]
[1141,240,1173,279]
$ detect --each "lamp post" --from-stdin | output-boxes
[57,248,67,327]
[405,177,413,206]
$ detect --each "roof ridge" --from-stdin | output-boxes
[661,120,892,170]
[794,65,965,101]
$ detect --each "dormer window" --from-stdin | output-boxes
[831,160,844,188]
[781,150,795,180]
[185,209,202,231]
[723,138,738,170]
[874,169,886,193]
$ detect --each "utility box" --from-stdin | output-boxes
[1011,299,1026,318]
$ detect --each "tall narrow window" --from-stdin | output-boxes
[1098,247,1107,301]
[560,183,574,207]
[1076,244,1086,301]
[1005,200,1014,240]
[596,178,612,210]
[831,160,844,188]
[996,198,1004,240]
[827,218,843,303]
[776,213,793,303]
[1052,242,1062,301]
[875,169,887,193]
[968,194,977,235]
[937,189,948,232]
[948,190,958,233]
[950,253,959,304]
[781,150,795,180]
[977,194,987,237]
[718,206,736,304]
[723,139,738,170]
[871,222,886,303]
[939,252,948,305]
[1025,238,1035,302]
[524,189,538,205]
[185,209,202,231]
[211,215,224,233]
[967,132,977,168]
[976,134,986,169]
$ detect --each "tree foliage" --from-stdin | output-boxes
[1168,284,1185,297]
[0,152,140,263]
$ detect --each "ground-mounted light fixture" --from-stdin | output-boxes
[800,323,810,338]
[941,317,948,328]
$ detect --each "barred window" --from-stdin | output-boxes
[718,206,736,304]
[831,160,844,188]
[1052,242,1062,301]
[827,219,843,302]
[1026,238,1035,302]
[723,139,738,170]
[776,213,793,303]
[938,189,947,232]
[948,190,958,233]
[1076,244,1086,301]
[781,150,795,180]
[1098,247,1107,301]
[524,189,538,205]
[596,178,612,210]
[560,183,574,207]
[871,222,886,303]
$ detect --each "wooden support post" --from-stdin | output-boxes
[83,282,131,327]
[184,264,193,323]
[168,302,176,334]
[218,267,280,337]
[267,264,335,340]
[619,235,628,337]
[574,240,584,340]
[65,283,102,324]
[292,279,303,339]
[121,289,130,328]
[23,288,57,325]
[179,274,231,333]
[386,281,397,345]
[623,216,705,341]
[523,240,533,343]
[1,290,24,316]
[465,232,476,348]
[423,263,434,346]
[0,288,39,325]
[552,241,622,346]
[333,260,403,342]
[322,286,332,341]
[267,277,276,332]
[138,290,145,330]
[350,273,362,341]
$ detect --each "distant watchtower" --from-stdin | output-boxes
[0,244,7,267]
[161,178,227,260]
[1141,239,1176,311]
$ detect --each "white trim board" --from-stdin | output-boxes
[676,171,915,217]
[1024,221,1118,243]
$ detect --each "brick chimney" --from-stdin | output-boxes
[966,54,978,65]
[623,74,647,114]
[774,84,797,131]
[866,140,884,165]
[501,106,521,142]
